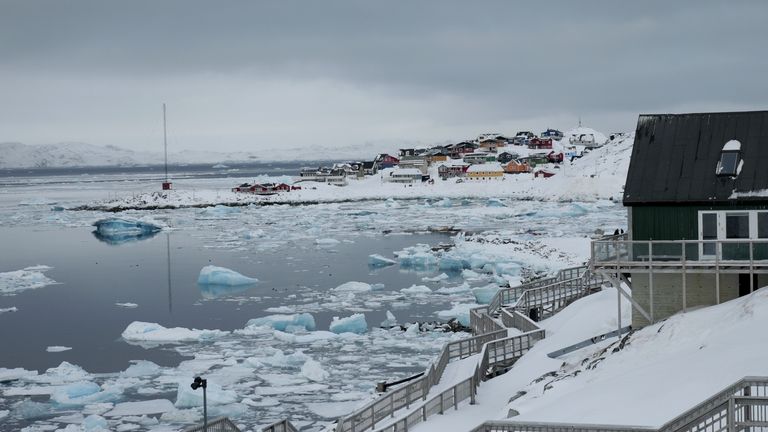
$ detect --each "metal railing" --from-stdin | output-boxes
[468,377,768,432]
[259,419,299,432]
[371,312,545,432]
[183,417,242,432]
[335,309,544,432]
[484,265,590,321]
[591,236,768,272]
[473,264,603,334]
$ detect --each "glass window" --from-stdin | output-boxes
[702,213,717,256]
[759,212,768,238]
[717,151,739,176]
[726,213,749,239]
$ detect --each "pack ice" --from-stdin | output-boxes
[246,313,317,332]
[0,266,57,296]
[121,321,230,344]
[197,266,258,286]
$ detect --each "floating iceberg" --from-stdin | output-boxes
[82,414,109,430]
[121,321,230,345]
[494,262,522,276]
[51,381,117,407]
[331,281,375,292]
[368,254,397,266]
[400,284,432,294]
[487,199,507,207]
[422,273,449,282]
[92,217,163,245]
[0,267,57,296]
[300,359,330,382]
[330,314,368,334]
[212,164,229,169]
[246,313,317,332]
[197,266,258,286]
[121,360,163,378]
[434,198,452,208]
[472,285,501,304]
[381,311,397,328]
[438,253,470,271]
[437,303,478,327]
[394,244,438,267]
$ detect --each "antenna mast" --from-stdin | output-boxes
[162,103,173,190]
[164,103,168,183]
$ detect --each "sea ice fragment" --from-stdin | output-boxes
[197,266,258,286]
[245,313,317,332]
[368,254,397,266]
[330,314,368,334]
[121,321,230,344]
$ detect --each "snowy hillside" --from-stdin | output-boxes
[416,285,768,431]
[0,139,431,168]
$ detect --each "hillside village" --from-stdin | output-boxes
[229,127,619,195]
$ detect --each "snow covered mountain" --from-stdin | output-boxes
[0,139,431,168]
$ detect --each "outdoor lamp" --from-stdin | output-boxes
[191,376,208,430]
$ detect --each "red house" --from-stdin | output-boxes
[528,138,553,149]
[534,169,556,178]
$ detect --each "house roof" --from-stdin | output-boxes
[623,111,768,205]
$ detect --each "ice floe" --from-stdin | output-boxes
[330,314,368,334]
[197,265,258,286]
[121,321,230,345]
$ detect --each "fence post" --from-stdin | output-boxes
[390,393,395,418]
[470,375,476,405]
[371,405,376,429]
[454,385,458,410]
[728,396,735,432]
[440,392,444,414]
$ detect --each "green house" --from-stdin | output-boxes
[593,111,768,329]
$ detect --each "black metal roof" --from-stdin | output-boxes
[623,111,768,206]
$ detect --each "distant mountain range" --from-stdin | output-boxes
[0,139,438,169]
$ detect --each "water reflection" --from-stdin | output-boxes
[198,282,260,299]
[92,229,161,245]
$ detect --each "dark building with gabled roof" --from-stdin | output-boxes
[592,111,768,330]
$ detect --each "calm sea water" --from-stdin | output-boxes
[0,224,458,374]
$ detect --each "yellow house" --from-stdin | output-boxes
[466,164,504,181]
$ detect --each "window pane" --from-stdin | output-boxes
[702,213,717,240]
[759,213,768,238]
[718,152,739,175]
[726,213,749,239]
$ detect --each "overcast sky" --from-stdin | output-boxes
[2,1,767,153]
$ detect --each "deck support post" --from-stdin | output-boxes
[682,244,687,313]
[649,241,654,324]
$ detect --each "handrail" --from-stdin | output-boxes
[474,264,590,334]
[467,376,768,432]
[591,237,768,267]
[259,418,299,432]
[184,417,242,432]
[372,318,545,432]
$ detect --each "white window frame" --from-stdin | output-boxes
[698,210,768,260]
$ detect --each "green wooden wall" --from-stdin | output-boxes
[631,204,768,241]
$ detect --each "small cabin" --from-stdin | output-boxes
[592,110,768,329]
[504,159,531,174]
